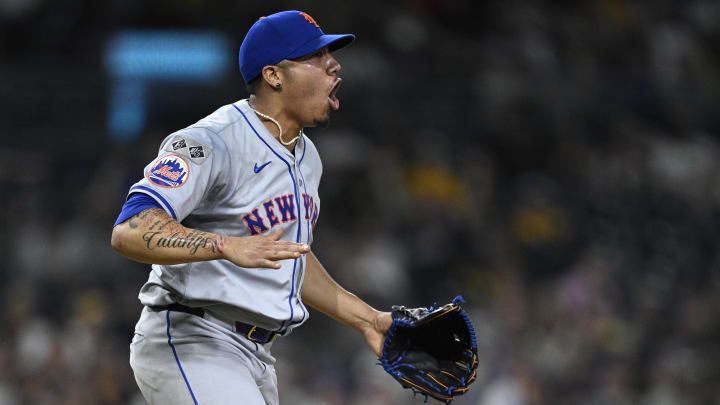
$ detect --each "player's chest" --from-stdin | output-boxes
[229,147,320,237]
[243,152,316,192]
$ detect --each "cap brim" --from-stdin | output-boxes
[286,33,355,60]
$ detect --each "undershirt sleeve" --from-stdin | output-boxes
[113,193,163,227]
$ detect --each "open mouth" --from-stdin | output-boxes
[329,79,342,111]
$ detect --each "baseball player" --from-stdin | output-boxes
[111,11,392,405]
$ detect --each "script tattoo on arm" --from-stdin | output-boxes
[129,208,226,256]
[142,227,220,255]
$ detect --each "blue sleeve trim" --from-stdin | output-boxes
[129,185,178,220]
[113,193,163,227]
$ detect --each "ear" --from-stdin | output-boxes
[260,65,285,91]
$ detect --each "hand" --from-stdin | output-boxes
[218,227,310,269]
[364,311,393,357]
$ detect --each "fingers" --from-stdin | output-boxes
[259,236,310,254]
[265,250,304,260]
[225,228,311,270]
[276,241,310,253]
[255,241,310,269]
[258,259,282,270]
[251,250,302,269]
[260,227,310,252]
[240,253,290,270]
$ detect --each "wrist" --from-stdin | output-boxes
[215,234,230,260]
[361,309,381,334]
[361,309,388,336]
[373,311,392,334]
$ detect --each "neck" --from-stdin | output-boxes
[248,94,301,152]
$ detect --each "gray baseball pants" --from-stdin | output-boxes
[129,306,278,405]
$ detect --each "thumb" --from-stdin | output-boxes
[266,227,283,240]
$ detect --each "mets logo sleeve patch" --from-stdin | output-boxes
[147,154,190,188]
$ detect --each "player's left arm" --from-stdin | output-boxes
[301,251,392,356]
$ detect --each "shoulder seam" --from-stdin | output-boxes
[187,114,247,136]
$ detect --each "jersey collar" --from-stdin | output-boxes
[237,99,305,160]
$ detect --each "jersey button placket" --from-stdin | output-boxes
[293,160,302,186]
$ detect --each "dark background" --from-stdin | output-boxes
[1,1,720,404]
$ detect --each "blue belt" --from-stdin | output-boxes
[151,303,278,344]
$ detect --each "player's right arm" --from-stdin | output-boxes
[111,207,309,269]
[111,127,310,268]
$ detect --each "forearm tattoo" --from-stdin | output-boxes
[128,208,225,256]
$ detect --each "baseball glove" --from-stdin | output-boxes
[379,296,478,404]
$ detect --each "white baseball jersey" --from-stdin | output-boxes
[127,99,322,335]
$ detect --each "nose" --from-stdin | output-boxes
[327,53,341,75]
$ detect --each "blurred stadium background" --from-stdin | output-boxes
[2,0,720,404]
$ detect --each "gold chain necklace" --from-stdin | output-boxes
[250,108,301,146]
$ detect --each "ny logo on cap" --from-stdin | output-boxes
[299,12,320,28]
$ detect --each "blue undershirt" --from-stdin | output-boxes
[113,193,162,227]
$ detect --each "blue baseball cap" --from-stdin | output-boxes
[238,10,355,83]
